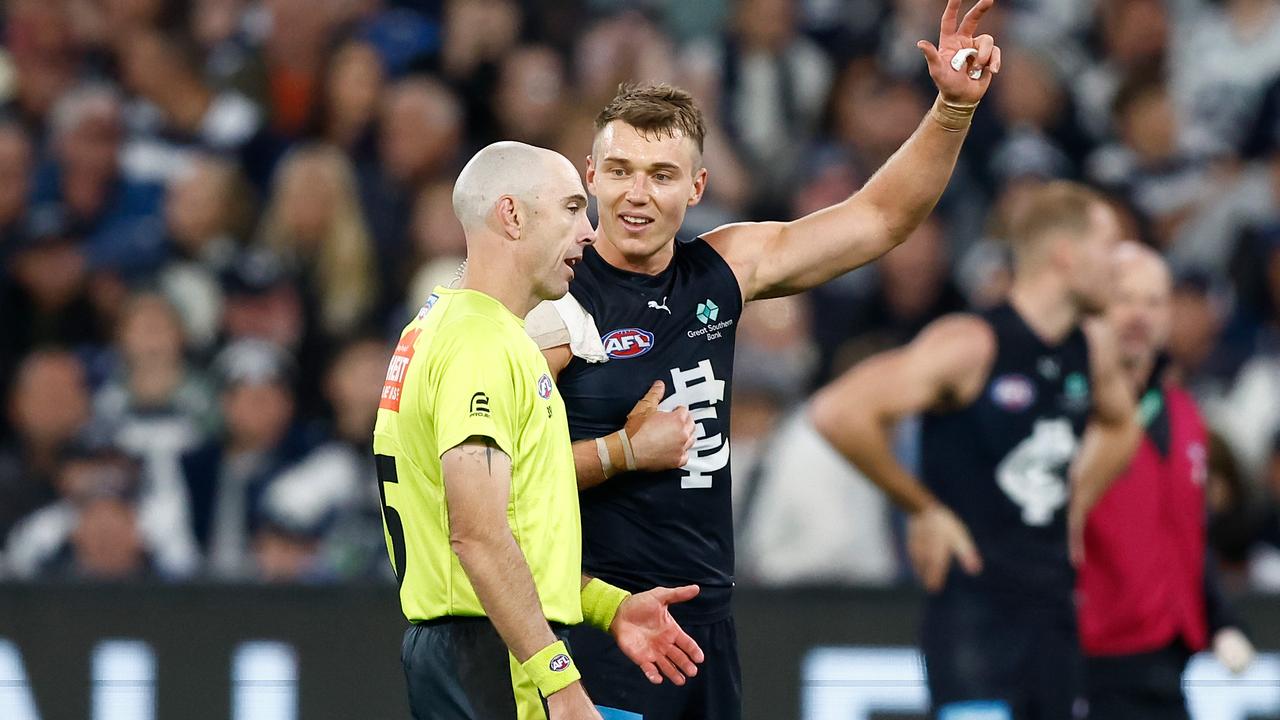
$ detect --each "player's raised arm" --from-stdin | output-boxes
[705,0,1001,302]
[810,313,995,591]
[442,437,599,716]
[1066,320,1142,565]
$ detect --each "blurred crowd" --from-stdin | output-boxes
[3,0,1280,590]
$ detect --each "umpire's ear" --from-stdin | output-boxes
[494,194,523,240]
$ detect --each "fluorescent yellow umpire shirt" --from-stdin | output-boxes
[373,287,583,627]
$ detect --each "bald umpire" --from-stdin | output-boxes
[373,141,704,720]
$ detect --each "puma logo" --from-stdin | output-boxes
[647,297,671,314]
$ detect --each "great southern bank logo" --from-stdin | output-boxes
[602,328,654,359]
[696,299,719,324]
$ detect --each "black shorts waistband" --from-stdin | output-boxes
[415,616,570,633]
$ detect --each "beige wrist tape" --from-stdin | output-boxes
[595,429,637,479]
[930,96,979,132]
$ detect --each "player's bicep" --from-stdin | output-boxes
[442,437,514,544]
[815,314,994,428]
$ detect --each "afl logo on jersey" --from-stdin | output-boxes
[602,328,654,359]
[537,373,553,400]
[991,373,1036,412]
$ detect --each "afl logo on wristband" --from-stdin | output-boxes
[549,654,572,672]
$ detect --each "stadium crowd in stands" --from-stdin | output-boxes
[3,0,1280,589]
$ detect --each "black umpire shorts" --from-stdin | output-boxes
[1084,642,1192,720]
[566,617,742,720]
[922,588,1083,720]
[401,617,569,720]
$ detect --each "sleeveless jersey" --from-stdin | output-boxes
[556,238,743,624]
[921,303,1093,608]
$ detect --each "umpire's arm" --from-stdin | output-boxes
[442,436,584,686]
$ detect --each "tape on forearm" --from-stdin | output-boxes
[930,95,979,132]
[521,640,580,697]
[596,430,637,479]
[581,578,632,633]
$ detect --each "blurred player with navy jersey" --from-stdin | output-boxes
[525,2,1004,717]
[813,182,1142,719]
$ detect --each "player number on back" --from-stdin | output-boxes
[995,418,1077,526]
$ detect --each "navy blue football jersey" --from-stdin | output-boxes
[556,238,742,624]
[920,303,1093,607]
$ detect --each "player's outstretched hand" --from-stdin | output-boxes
[917,0,1001,105]
[1213,627,1256,675]
[625,381,696,472]
[545,681,603,720]
[610,584,705,686]
[907,504,983,592]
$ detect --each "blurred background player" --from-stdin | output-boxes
[812,181,1140,719]
[1078,242,1256,720]
[528,1,1003,717]
[373,142,701,720]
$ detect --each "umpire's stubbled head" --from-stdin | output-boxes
[451,141,595,303]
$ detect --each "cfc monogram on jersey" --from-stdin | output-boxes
[554,238,742,624]
[921,304,1093,606]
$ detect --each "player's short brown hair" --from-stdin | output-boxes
[594,82,707,155]
[1008,181,1108,254]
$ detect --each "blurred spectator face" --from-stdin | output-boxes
[253,528,318,582]
[1106,245,1173,369]
[7,0,78,120]
[325,40,385,146]
[72,496,145,579]
[495,46,566,145]
[0,125,34,228]
[379,78,463,185]
[736,0,796,52]
[994,50,1062,129]
[1167,284,1222,373]
[54,87,124,217]
[104,0,169,27]
[116,29,191,105]
[1119,85,1177,165]
[194,0,246,49]
[11,235,87,312]
[223,285,305,349]
[165,157,236,252]
[325,339,389,442]
[9,351,90,449]
[1103,0,1168,68]
[441,0,522,78]
[223,380,294,450]
[276,153,338,247]
[411,182,465,260]
[881,219,949,321]
[832,66,927,168]
[118,293,185,369]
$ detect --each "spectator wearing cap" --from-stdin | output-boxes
[250,483,336,583]
[5,432,190,581]
[0,350,91,541]
[180,339,318,579]
[253,336,393,582]
[28,83,166,280]
[0,209,102,384]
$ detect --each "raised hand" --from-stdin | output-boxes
[907,504,983,592]
[610,585,705,685]
[625,381,696,472]
[917,0,1002,105]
